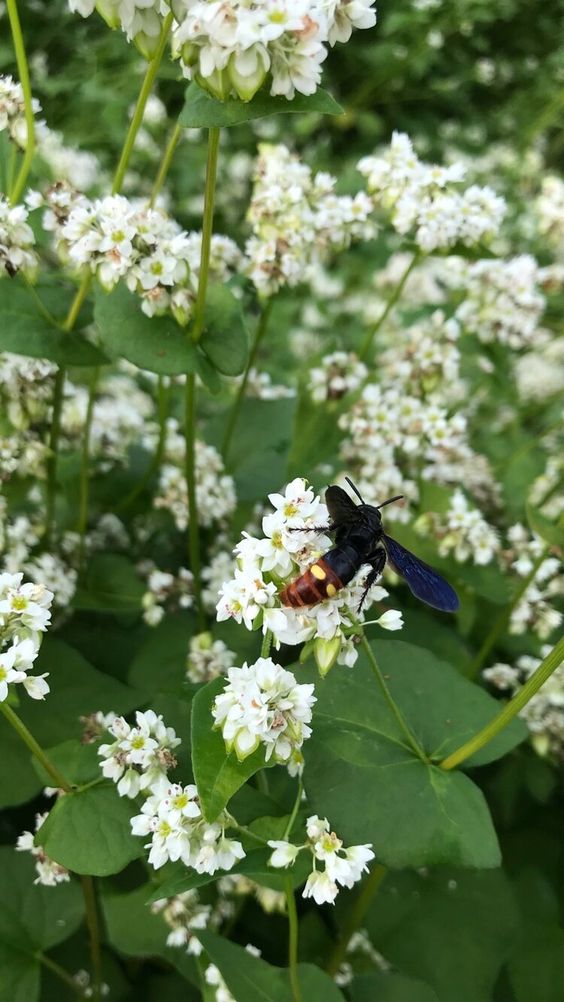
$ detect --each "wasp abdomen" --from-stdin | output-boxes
[280,545,361,609]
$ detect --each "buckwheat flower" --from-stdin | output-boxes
[186,633,235,684]
[375,609,404,631]
[419,490,499,566]
[0,572,54,637]
[308,351,368,403]
[535,175,564,252]
[16,813,70,886]
[0,196,38,279]
[267,841,300,868]
[503,525,563,640]
[151,890,213,953]
[98,710,181,798]
[455,256,545,350]
[0,75,42,149]
[212,657,316,764]
[153,426,236,531]
[484,648,564,759]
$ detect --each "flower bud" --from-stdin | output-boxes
[195,68,231,103]
[314,636,341,677]
[228,52,267,103]
[95,0,120,29]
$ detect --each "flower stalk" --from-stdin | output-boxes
[0,701,72,792]
[6,0,35,204]
[359,251,421,360]
[285,875,302,1002]
[222,299,274,461]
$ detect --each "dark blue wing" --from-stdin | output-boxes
[325,485,361,525]
[383,534,459,612]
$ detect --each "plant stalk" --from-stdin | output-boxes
[149,121,182,208]
[283,778,304,841]
[0,702,72,792]
[6,0,35,204]
[285,876,302,1002]
[360,631,427,760]
[222,298,274,460]
[359,251,420,360]
[326,863,387,976]
[441,634,564,771]
[77,366,101,565]
[115,376,169,512]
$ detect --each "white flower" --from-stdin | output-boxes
[16,812,70,886]
[303,869,339,905]
[267,840,300,868]
[375,609,404,631]
[98,710,181,798]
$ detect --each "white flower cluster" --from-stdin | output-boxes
[268,814,374,905]
[98,710,181,797]
[16,811,70,886]
[153,420,236,531]
[186,632,235,684]
[529,456,564,523]
[535,176,564,253]
[483,647,564,759]
[216,478,402,672]
[219,873,285,914]
[308,351,368,403]
[51,192,241,320]
[69,0,165,58]
[454,256,545,350]
[151,889,213,953]
[0,354,56,432]
[212,657,315,771]
[379,310,462,402]
[505,525,562,639]
[139,564,194,625]
[0,196,38,278]
[173,1,377,102]
[62,372,155,470]
[514,335,564,403]
[131,782,245,873]
[0,572,53,702]
[357,131,506,252]
[244,368,296,400]
[0,74,41,149]
[416,489,499,566]
[246,144,374,297]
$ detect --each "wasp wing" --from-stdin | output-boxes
[325,485,361,525]
[383,534,459,612]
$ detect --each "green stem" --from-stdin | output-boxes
[114,376,169,512]
[359,251,421,360]
[37,953,88,996]
[111,13,174,196]
[190,127,220,343]
[229,822,270,847]
[221,299,274,461]
[77,366,101,565]
[261,629,273,659]
[283,778,304,841]
[0,702,72,792]
[359,631,427,760]
[325,863,387,977]
[465,545,550,678]
[7,0,35,204]
[185,372,204,629]
[81,875,103,1002]
[441,634,564,771]
[285,876,302,1002]
[149,121,182,208]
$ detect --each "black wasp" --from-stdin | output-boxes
[280,478,459,613]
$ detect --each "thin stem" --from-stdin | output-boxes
[111,12,174,196]
[0,702,72,792]
[441,634,564,771]
[465,545,550,678]
[77,367,101,566]
[229,822,270,847]
[285,876,302,1002]
[359,631,427,760]
[283,778,304,841]
[191,127,220,343]
[221,299,274,461]
[81,875,103,1002]
[359,251,421,360]
[325,863,387,977]
[149,121,182,208]
[7,0,35,204]
[185,372,204,629]
[114,376,169,512]
[261,629,273,659]
[37,953,88,997]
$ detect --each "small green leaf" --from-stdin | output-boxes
[180,82,343,129]
[526,503,564,550]
[32,740,101,787]
[198,284,249,376]
[35,784,141,876]
[0,283,108,366]
[102,886,168,957]
[191,677,274,822]
[94,283,199,375]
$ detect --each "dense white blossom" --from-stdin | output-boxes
[151,889,213,953]
[0,572,54,701]
[0,196,38,278]
[454,255,545,350]
[0,74,41,149]
[484,647,564,759]
[140,563,194,625]
[268,813,374,905]
[504,525,562,639]
[99,710,181,798]
[186,632,235,684]
[416,489,500,566]
[535,175,564,253]
[16,811,70,886]
[153,421,236,530]
[308,351,368,403]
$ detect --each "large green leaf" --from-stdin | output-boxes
[0,846,84,951]
[298,640,526,869]
[94,283,200,375]
[198,284,249,376]
[180,83,343,129]
[191,677,274,822]
[198,931,345,1001]
[350,974,439,1002]
[128,612,195,695]
[365,868,518,1002]
[73,553,145,612]
[0,282,107,366]
[508,924,564,1002]
[0,944,39,1002]
[35,783,141,876]
[0,723,43,808]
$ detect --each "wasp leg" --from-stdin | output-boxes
[288,523,338,534]
[358,549,387,612]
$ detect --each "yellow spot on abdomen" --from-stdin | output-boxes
[311,563,326,580]
[326,583,337,597]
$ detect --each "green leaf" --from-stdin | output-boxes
[32,740,101,787]
[526,503,564,550]
[102,885,168,957]
[35,784,141,876]
[0,944,39,1002]
[198,284,249,376]
[508,925,564,1002]
[198,931,345,1001]
[191,678,274,822]
[299,640,526,869]
[94,283,200,375]
[0,723,43,808]
[180,82,343,129]
[0,282,108,366]
[350,974,439,1002]
[73,553,145,612]
[128,612,195,695]
[365,867,518,1002]
[0,846,84,951]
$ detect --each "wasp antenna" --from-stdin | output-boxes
[345,477,365,504]
[378,495,404,509]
